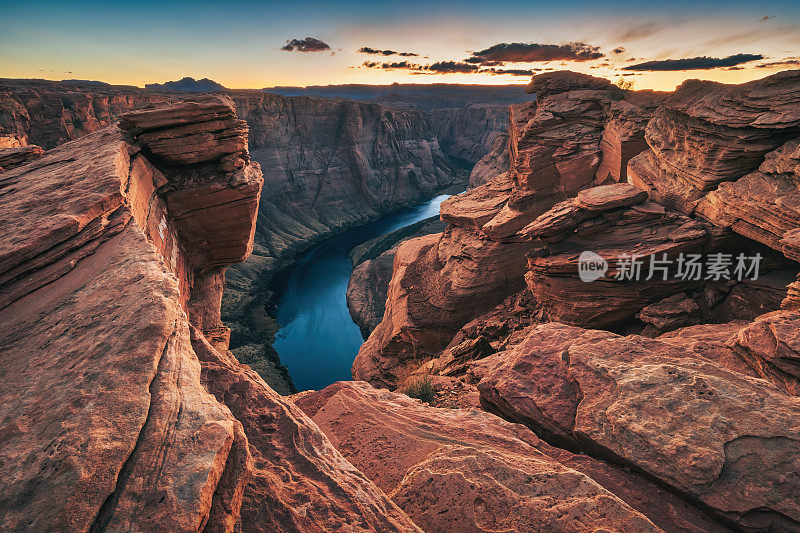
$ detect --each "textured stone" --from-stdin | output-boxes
[636,293,701,332]
[478,323,800,531]
[295,381,662,533]
[733,310,800,395]
[0,123,255,531]
[192,331,421,532]
[697,138,800,259]
[575,183,648,211]
[628,71,800,215]
[0,145,43,171]
[523,187,708,328]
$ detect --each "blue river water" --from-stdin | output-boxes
[270,194,451,391]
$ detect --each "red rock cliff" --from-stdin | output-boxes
[0,95,420,532]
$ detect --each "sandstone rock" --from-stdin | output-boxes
[0,125,254,531]
[696,138,800,261]
[733,310,800,395]
[629,71,800,216]
[439,172,514,229]
[595,96,665,183]
[657,322,759,377]
[295,381,663,533]
[525,70,613,98]
[353,224,534,387]
[637,292,701,333]
[430,104,510,165]
[784,273,800,309]
[0,78,176,148]
[575,183,648,211]
[522,186,708,329]
[192,331,421,532]
[469,130,509,187]
[0,145,43,171]
[120,94,249,169]
[712,271,792,322]
[478,322,800,531]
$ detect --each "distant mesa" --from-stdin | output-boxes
[145,76,226,92]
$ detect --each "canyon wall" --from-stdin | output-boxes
[341,70,800,532]
[0,95,422,532]
[0,79,505,391]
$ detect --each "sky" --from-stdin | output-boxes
[1,0,799,91]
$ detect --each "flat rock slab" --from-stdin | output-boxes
[575,183,648,211]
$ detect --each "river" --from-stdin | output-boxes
[270,194,451,391]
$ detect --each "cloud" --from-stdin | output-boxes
[425,61,479,73]
[465,42,604,64]
[623,53,764,71]
[614,22,667,42]
[755,57,800,68]
[483,68,538,76]
[760,16,774,22]
[361,60,533,76]
[359,47,418,57]
[613,47,625,54]
[281,37,331,52]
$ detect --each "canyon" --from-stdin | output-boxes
[0,77,511,392]
[1,69,800,532]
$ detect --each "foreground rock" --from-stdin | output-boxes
[295,381,667,533]
[0,116,255,530]
[478,323,800,531]
[0,96,421,531]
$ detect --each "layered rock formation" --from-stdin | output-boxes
[295,382,676,533]
[629,71,800,215]
[430,105,509,165]
[353,73,664,386]
[477,323,800,531]
[0,96,421,532]
[347,70,800,533]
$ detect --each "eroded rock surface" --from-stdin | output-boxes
[295,381,665,533]
[0,96,420,532]
[478,323,800,531]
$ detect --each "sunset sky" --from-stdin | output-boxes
[2,0,799,91]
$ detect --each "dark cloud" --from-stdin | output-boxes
[755,57,800,68]
[425,61,480,73]
[281,37,331,52]
[466,42,604,64]
[358,47,419,57]
[613,47,625,54]
[760,16,774,22]
[623,53,764,71]
[483,68,538,76]
[362,60,419,70]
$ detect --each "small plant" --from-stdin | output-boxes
[402,374,436,403]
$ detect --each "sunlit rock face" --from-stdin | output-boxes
[628,70,800,216]
[353,72,663,387]
[477,322,800,532]
[294,381,665,533]
[0,95,422,532]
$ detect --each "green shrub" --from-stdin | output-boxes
[403,375,436,403]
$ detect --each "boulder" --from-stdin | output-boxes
[478,323,800,531]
